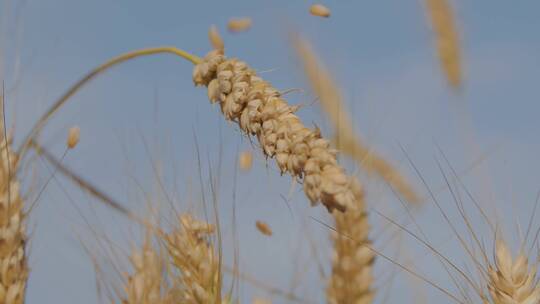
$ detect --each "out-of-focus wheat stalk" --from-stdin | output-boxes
[0,119,28,304]
[292,35,419,205]
[425,0,461,89]
[485,239,540,304]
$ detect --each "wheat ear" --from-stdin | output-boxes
[122,236,169,304]
[327,183,374,304]
[486,239,540,304]
[193,50,361,212]
[161,214,222,304]
[425,0,461,88]
[0,128,28,304]
[292,35,419,205]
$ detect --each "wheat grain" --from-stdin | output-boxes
[425,0,461,88]
[486,239,540,304]
[239,151,253,171]
[0,128,28,304]
[193,50,362,213]
[209,25,225,52]
[309,4,331,18]
[255,221,272,236]
[66,126,80,149]
[227,18,252,33]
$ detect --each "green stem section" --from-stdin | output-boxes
[18,46,201,159]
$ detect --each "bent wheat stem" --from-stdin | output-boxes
[18,46,201,160]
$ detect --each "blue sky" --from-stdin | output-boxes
[1,0,540,303]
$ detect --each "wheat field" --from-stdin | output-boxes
[0,0,540,303]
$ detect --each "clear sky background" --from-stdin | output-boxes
[1,0,540,303]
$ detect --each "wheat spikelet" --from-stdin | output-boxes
[0,127,28,304]
[486,239,540,304]
[292,36,419,205]
[193,50,361,213]
[327,182,375,304]
[209,25,225,52]
[162,214,221,304]
[121,236,169,304]
[425,0,461,88]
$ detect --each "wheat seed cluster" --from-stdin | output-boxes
[193,50,360,213]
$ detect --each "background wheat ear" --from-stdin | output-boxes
[160,213,222,304]
[0,126,28,304]
[425,0,461,89]
[121,235,169,304]
[485,239,540,304]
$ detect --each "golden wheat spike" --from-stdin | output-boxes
[193,50,364,213]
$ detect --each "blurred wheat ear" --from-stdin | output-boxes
[292,34,419,205]
[0,125,28,303]
[425,0,462,89]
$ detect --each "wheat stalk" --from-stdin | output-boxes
[485,239,540,304]
[0,127,28,304]
[425,0,461,88]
